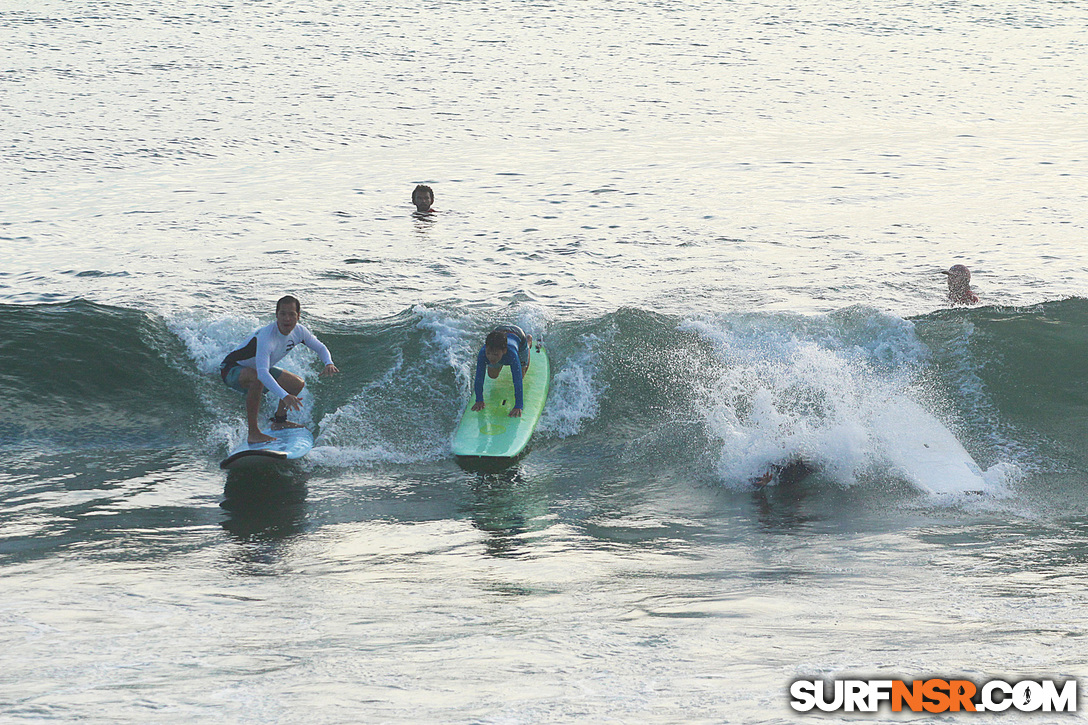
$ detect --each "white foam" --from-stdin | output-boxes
[698,339,878,487]
[685,311,1010,494]
[538,327,613,438]
[982,461,1023,491]
[169,312,259,375]
[513,304,550,345]
[312,348,451,466]
[414,304,477,378]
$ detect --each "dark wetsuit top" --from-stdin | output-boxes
[474,326,529,409]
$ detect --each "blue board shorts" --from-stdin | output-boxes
[221,364,286,394]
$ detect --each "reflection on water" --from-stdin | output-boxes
[751,475,822,534]
[739,459,816,533]
[464,464,552,558]
[220,466,309,544]
[455,453,525,475]
[412,209,437,238]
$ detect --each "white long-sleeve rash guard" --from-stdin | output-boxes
[222,321,334,399]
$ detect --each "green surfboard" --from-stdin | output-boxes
[451,343,550,458]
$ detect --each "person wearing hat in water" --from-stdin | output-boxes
[412,184,435,213]
[942,264,979,305]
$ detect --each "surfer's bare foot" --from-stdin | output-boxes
[248,432,276,444]
[270,417,303,430]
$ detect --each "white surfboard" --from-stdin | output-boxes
[871,397,985,494]
[220,426,313,470]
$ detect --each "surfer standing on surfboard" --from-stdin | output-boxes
[942,264,980,306]
[472,325,533,418]
[219,295,339,444]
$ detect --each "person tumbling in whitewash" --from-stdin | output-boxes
[942,264,980,306]
[219,295,339,444]
[412,184,435,213]
[753,460,813,488]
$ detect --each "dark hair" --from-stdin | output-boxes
[412,184,434,206]
[276,295,301,315]
[485,330,508,351]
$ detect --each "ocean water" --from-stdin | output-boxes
[2,0,1087,722]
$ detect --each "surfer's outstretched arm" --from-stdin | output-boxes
[508,349,524,418]
[271,371,305,429]
[471,347,488,411]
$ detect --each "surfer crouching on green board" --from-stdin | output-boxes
[472,325,533,418]
[220,295,339,444]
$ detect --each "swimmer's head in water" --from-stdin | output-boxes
[412,184,434,212]
[942,264,978,305]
